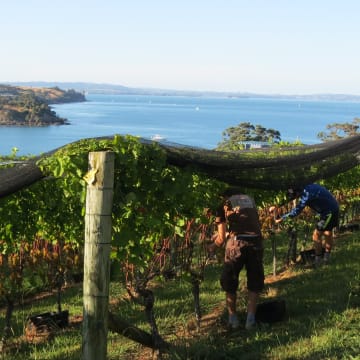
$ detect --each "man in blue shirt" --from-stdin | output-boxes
[274,183,339,265]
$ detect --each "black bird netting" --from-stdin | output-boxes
[1,134,360,197]
[159,134,360,190]
[0,161,44,198]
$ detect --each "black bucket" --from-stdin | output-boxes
[28,310,69,329]
[256,300,286,323]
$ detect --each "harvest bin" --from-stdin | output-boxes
[28,310,69,330]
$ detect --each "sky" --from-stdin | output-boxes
[1,0,360,95]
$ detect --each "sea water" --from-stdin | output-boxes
[1,93,360,156]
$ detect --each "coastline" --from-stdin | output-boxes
[0,84,85,127]
[7,81,360,103]
[2,92,360,156]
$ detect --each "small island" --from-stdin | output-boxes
[0,84,86,126]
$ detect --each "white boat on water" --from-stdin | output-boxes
[151,134,166,141]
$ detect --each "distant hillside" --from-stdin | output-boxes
[7,81,360,102]
[0,84,86,103]
[0,84,85,126]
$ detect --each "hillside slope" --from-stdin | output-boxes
[0,84,85,126]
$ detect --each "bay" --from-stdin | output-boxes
[1,93,360,156]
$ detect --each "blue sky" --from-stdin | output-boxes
[1,0,360,95]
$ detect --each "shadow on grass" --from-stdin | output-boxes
[169,233,360,360]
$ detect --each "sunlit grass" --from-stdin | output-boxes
[0,232,359,359]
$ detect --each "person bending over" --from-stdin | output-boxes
[272,183,339,265]
[211,193,264,330]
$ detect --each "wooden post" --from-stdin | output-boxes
[82,151,115,360]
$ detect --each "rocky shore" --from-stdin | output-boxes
[0,84,86,126]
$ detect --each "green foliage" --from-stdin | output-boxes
[317,117,360,141]
[273,139,305,147]
[2,133,359,276]
[0,135,226,304]
[216,121,282,151]
[1,114,360,357]
[36,135,223,269]
[323,164,360,191]
[1,132,360,358]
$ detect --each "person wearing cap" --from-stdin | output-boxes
[272,183,339,265]
[210,192,264,330]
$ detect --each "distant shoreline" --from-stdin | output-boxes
[6,81,360,103]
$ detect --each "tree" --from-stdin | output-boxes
[317,118,360,142]
[216,122,281,151]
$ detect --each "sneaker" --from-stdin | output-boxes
[245,320,257,330]
[228,314,240,329]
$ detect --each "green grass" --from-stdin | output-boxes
[0,231,359,359]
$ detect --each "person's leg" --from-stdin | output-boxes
[245,247,264,329]
[226,291,237,315]
[323,230,333,251]
[323,230,333,263]
[221,262,241,328]
[226,291,239,328]
[314,212,338,264]
[245,290,259,329]
[312,228,323,255]
[313,228,324,266]
[247,290,258,314]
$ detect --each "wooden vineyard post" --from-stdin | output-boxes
[82,151,115,360]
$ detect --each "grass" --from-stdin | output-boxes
[0,231,359,359]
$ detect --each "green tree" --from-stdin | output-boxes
[216,122,281,151]
[317,117,360,141]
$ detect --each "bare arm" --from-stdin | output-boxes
[214,221,227,246]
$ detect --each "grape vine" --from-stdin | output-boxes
[0,135,359,346]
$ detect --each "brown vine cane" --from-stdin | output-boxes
[123,217,211,352]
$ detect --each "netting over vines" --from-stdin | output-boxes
[159,134,360,190]
[0,134,360,197]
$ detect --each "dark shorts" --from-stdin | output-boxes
[316,211,339,231]
[220,245,264,294]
